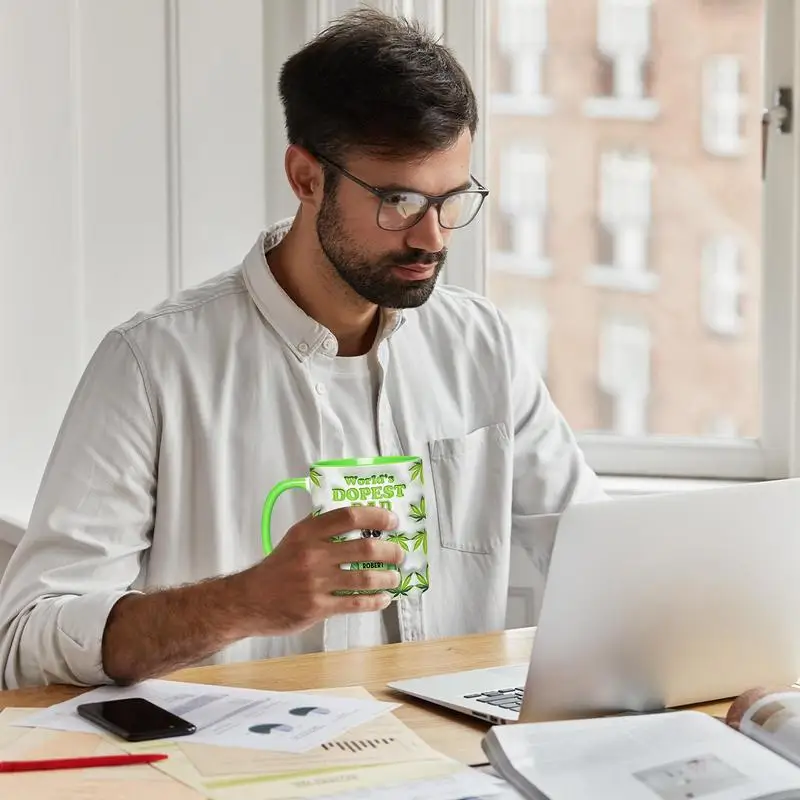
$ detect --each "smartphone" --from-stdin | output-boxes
[76,697,197,742]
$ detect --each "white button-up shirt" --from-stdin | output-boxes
[0,220,606,689]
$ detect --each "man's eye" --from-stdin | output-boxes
[382,193,425,220]
[384,192,413,206]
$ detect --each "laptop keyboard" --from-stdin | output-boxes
[463,687,524,712]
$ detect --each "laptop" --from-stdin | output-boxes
[387,478,800,724]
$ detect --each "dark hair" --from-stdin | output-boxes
[278,7,478,164]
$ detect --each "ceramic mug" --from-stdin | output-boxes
[262,456,429,599]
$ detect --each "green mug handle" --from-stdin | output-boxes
[262,478,308,555]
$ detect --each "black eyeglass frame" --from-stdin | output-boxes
[313,152,490,231]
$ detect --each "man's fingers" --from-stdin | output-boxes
[329,539,405,566]
[329,592,394,615]
[308,506,399,539]
[335,567,401,593]
[726,687,770,729]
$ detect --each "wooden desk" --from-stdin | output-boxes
[0,627,732,766]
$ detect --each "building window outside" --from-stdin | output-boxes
[497,0,548,97]
[585,0,658,120]
[598,318,651,436]
[588,151,657,292]
[495,145,550,275]
[702,236,744,336]
[597,0,652,99]
[505,305,550,379]
[492,0,554,116]
[703,56,745,156]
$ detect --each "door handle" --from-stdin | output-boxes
[762,86,793,180]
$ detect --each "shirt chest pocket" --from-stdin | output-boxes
[427,423,512,555]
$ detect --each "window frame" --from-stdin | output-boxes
[441,0,800,480]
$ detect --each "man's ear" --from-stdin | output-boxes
[284,145,324,208]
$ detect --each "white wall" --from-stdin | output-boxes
[0,0,270,530]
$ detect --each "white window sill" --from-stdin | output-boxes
[703,141,746,158]
[705,321,744,337]
[599,474,742,498]
[0,516,25,547]
[491,252,553,278]
[491,94,555,117]
[587,265,659,293]
[583,97,660,121]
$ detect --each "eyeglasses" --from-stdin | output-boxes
[314,152,489,232]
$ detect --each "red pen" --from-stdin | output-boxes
[0,753,168,773]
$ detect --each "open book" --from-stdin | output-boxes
[482,688,800,800]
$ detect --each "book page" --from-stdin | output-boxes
[487,710,800,800]
[740,691,800,769]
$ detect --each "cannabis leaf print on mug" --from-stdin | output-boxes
[262,457,430,599]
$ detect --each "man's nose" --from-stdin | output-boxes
[405,206,445,254]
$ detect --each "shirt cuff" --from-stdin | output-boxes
[52,590,140,686]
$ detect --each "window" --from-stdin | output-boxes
[494,145,550,275]
[492,0,553,115]
[444,0,785,480]
[497,0,547,97]
[597,0,651,98]
[585,0,658,120]
[598,319,651,436]
[703,56,745,157]
[589,151,656,292]
[702,237,744,336]
[287,0,793,482]
[505,305,550,378]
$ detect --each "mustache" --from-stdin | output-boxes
[385,248,447,267]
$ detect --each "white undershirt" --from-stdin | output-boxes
[326,349,395,649]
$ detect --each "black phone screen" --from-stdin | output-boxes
[77,697,196,741]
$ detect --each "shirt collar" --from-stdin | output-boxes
[242,219,406,361]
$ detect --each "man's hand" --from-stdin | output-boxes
[237,506,405,637]
[102,506,404,684]
[725,686,771,729]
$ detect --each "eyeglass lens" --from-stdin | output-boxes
[377,191,483,231]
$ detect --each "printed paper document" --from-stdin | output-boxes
[19,679,397,753]
[4,688,505,799]
[0,708,202,800]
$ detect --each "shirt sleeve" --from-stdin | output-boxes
[500,310,609,612]
[502,312,607,515]
[0,330,158,688]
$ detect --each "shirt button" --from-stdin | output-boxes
[315,382,327,395]
[298,341,309,354]
[323,337,336,352]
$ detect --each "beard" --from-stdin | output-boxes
[316,191,446,309]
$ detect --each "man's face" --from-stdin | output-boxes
[315,131,472,308]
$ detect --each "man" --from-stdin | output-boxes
[0,9,604,690]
